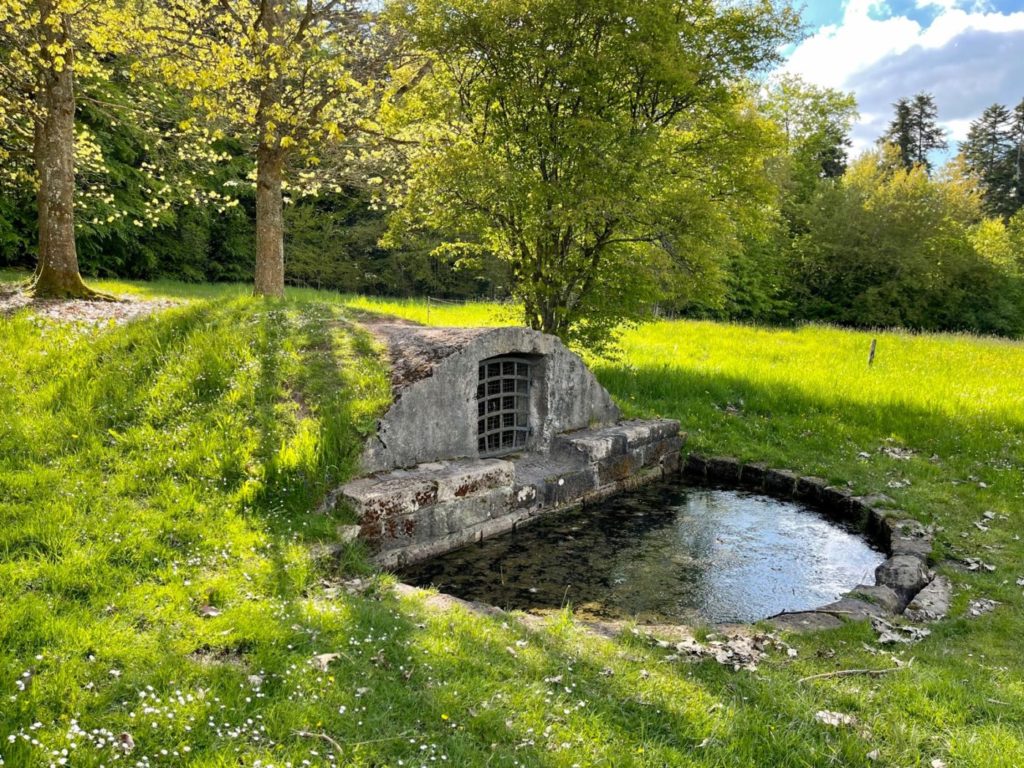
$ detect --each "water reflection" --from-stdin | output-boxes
[400,483,885,624]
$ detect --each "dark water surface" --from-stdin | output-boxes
[400,483,885,624]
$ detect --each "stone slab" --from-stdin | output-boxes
[706,456,742,483]
[817,596,890,621]
[433,459,516,503]
[639,436,684,467]
[875,555,930,607]
[846,584,901,613]
[795,476,828,504]
[884,518,933,559]
[343,473,437,522]
[764,468,798,496]
[821,486,853,515]
[544,466,599,505]
[597,451,642,484]
[739,462,767,490]
[768,612,845,632]
[903,575,952,622]
[683,453,708,479]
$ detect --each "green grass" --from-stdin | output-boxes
[2,272,1024,767]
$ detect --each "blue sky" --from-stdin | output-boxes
[781,0,1024,157]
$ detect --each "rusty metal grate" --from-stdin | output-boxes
[477,356,531,457]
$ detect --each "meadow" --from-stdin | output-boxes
[1,274,1023,767]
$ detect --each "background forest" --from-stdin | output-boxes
[1,0,1022,338]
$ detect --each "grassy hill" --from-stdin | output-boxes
[2,275,1023,767]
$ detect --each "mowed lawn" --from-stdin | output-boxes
[2,275,1023,767]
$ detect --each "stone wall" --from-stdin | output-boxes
[343,419,683,567]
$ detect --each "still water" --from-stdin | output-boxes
[401,483,885,624]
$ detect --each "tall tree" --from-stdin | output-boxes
[0,0,217,297]
[0,0,98,296]
[760,74,858,202]
[881,92,947,172]
[1012,98,1024,215]
[961,103,1017,219]
[154,0,390,297]
[385,0,799,348]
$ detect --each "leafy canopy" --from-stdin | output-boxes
[384,0,798,349]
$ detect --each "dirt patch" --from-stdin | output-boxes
[0,287,181,326]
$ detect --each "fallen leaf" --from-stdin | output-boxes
[118,732,135,753]
[312,653,341,671]
[816,710,857,727]
[871,617,930,645]
[967,598,1000,617]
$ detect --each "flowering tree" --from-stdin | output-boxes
[153,0,393,296]
[0,0,232,296]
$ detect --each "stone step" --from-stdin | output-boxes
[341,458,515,522]
[553,419,680,462]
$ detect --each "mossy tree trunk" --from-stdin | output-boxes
[254,143,286,297]
[252,0,286,299]
[28,2,100,300]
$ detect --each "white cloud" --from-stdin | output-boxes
[783,0,1024,156]
[785,1,921,90]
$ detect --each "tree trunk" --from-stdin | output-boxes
[254,144,286,297]
[28,4,98,299]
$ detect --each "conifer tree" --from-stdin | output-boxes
[880,92,947,172]
[961,103,1017,219]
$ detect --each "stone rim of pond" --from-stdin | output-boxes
[387,453,948,634]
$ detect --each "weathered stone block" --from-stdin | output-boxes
[434,488,513,534]
[768,611,845,632]
[433,459,515,503]
[821,486,853,515]
[847,584,901,613]
[380,508,433,547]
[885,518,933,559]
[554,430,627,463]
[660,448,682,475]
[597,451,642,484]
[619,419,680,449]
[794,476,828,504]
[683,453,708,480]
[511,483,540,509]
[867,506,900,537]
[875,555,930,606]
[706,456,742,484]
[903,575,951,622]
[740,462,767,490]
[854,493,895,512]
[639,436,683,467]
[544,467,599,505]
[343,474,438,523]
[764,468,798,496]
[817,596,889,621]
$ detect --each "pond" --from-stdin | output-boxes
[400,482,886,624]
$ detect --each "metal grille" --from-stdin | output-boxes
[477,356,531,457]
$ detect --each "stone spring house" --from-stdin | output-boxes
[338,322,683,567]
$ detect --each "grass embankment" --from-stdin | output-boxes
[2,275,1023,767]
